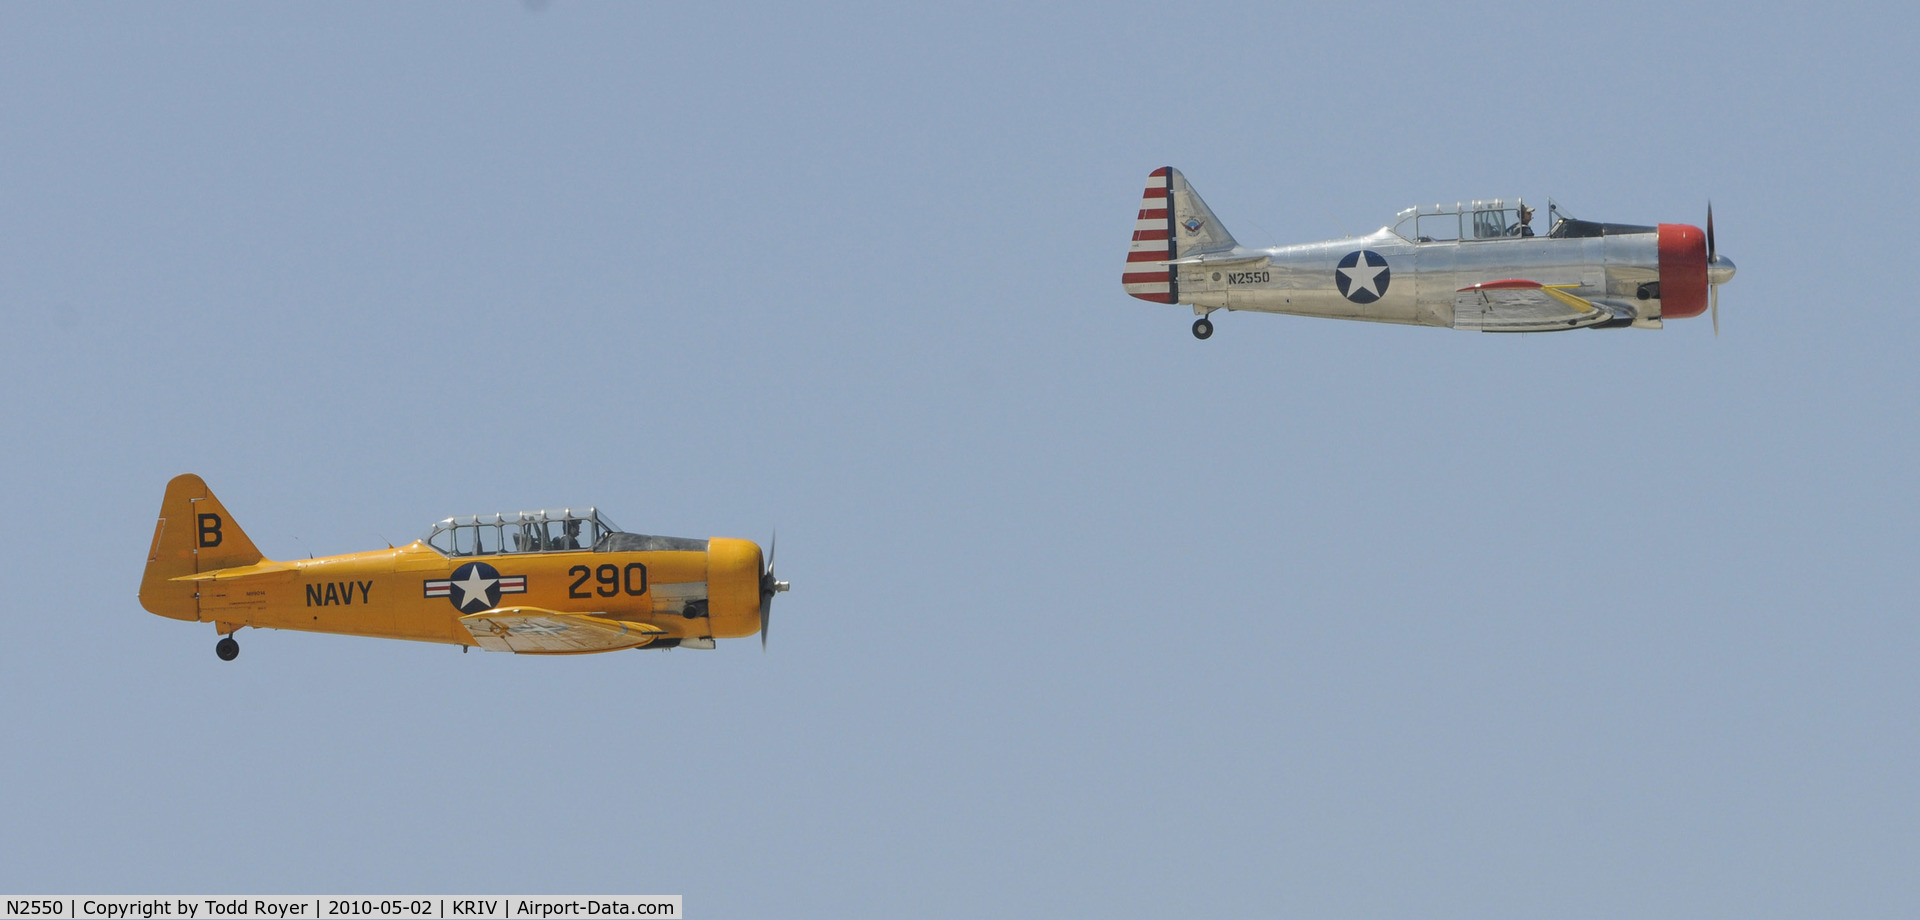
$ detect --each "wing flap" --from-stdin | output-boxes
[460,607,667,654]
[1454,279,1628,331]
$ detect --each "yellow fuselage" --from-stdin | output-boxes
[172,540,764,647]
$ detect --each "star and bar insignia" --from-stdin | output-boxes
[424,561,528,613]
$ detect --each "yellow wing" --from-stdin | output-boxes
[459,607,667,654]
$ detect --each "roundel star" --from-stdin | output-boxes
[1336,250,1392,304]
[450,563,501,612]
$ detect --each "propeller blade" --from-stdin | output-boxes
[1706,202,1716,263]
[760,592,772,650]
[759,532,779,650]
[1707,203,1719,336]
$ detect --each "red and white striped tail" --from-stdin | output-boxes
[1122,167,1177,303]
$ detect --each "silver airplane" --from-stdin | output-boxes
[1122,167,1735,339]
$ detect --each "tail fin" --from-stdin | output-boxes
[139,474,265,621]
[1122,167,1240,303]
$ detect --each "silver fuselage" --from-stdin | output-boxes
[1177,228,1663,331]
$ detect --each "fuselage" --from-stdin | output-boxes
[1176,227,1665,330]
[161,538,766,647]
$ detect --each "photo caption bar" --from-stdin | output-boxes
[0,898,681,920]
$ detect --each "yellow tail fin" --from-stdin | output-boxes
[139,474,266,621]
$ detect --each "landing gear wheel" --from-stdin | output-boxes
[1192,317,1214,340]
[215,636,239,661]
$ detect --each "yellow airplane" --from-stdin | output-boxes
[139,474,788,659]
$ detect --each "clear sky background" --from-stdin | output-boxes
[2,2,1914,917]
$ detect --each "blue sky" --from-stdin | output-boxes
[2,3,1915,917]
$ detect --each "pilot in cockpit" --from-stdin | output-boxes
[1506,203,1536,237]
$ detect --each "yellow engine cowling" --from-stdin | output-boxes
[706,537,765,639]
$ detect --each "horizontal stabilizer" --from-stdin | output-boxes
[1166,249,1271,267]
[170,560,302,582]
[460,607,667,654]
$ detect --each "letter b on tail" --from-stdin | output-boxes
[140,474,265,621]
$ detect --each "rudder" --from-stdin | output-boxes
[139,474,265,621]
[1122,167,1178,303]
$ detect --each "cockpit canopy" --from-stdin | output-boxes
[1394,198,1530,242]
[422,508,622,557]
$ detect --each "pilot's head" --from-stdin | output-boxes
[1518,204,1534,223]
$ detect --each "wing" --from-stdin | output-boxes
[459,607,668,654]
[1454,280,1634,332]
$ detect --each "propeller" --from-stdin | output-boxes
[1708,203,1718,336]
[759,533,789,649]
[1703,203,1737,336]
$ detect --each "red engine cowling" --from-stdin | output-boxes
[1657,223,1708,319]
